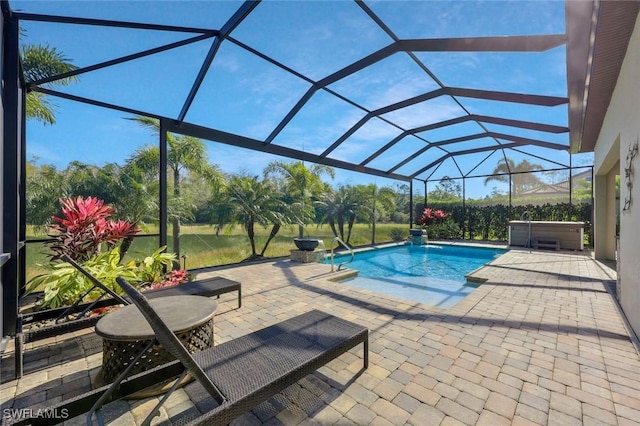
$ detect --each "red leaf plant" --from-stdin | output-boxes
[143,269,191,291]
[416,208,448,227]
[47,196,141,261]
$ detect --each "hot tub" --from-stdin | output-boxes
[508,221,585,250]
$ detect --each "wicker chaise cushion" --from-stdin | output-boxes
[142,277,239,299]
[142,276,241,308]
[185,310,368,425]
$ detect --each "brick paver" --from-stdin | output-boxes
[2,247,640,425]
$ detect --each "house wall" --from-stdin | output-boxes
[593,163,618,261]
[593,13,640,337]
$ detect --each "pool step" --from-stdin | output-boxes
[532,237,560,251]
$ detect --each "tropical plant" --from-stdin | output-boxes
[143,269,191,291]
[389,228,406,242]
[107,162,159,232]
[46,196,140,262]
[26,248,141,309]
[27,245,182,309]
[22,43,78,125]
[264,160,334,238]
[484,158,544,196]
[127,116,223,257]
[316,185,360,246]
[26,161,68,234]
[214,175,295,259]
[353,184,397,244]
[131,246,178,284]
[416,208,448,228]
[426,219,461,240]
[33,160,158,246]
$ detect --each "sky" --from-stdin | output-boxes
[12,0,594,198]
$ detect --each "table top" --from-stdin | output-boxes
[95,295,217,340]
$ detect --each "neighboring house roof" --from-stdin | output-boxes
[519,169,591,196]
[521,184,570,196]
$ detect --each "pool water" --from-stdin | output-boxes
[329,244,506,309]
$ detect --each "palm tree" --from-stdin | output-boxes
[263,161,334,238]
[127,116,223,257]
[353,184,397,244]
[25,161,68,234]
[215,175,295,259]
[316,186,359,246]
[22,44,78,125]
[484,158,544,196]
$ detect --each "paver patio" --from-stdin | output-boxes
[2,246,640,425]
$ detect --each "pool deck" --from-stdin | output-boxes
[2,247,640,425]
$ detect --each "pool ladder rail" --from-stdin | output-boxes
[330,237,354,272]
[521,210,532,253]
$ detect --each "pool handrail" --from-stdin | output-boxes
[521,211,532,252]
[330,237,354,272]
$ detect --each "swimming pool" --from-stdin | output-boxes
[329,244,506,309]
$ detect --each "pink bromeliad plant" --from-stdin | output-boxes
[416,208,448,227]
[29,196,195,309]
[47,196,140,261]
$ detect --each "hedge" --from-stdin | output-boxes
[415,202,592,245]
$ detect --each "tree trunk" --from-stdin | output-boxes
[337,217,345,241]
[118,236,134,261]
[260,223,281,256]
[371,188,377,244]
[172,217,180,259]
[247,220,257,257]
[328,221,338,239]
[371,220,376,245]
[346,214,355,245]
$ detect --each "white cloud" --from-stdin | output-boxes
[213,54,242,73]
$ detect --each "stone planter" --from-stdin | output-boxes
[293,238,320,251]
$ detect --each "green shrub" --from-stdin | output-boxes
[389,228,406,242]
[427,219,461,239]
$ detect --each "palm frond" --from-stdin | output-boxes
[21,43,78,85]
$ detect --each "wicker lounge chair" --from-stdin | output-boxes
[87,277,368,426]
[14,255,241,379]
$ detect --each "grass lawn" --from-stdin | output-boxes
[25,223,408,283]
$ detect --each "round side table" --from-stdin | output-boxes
[95,295,217,384]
